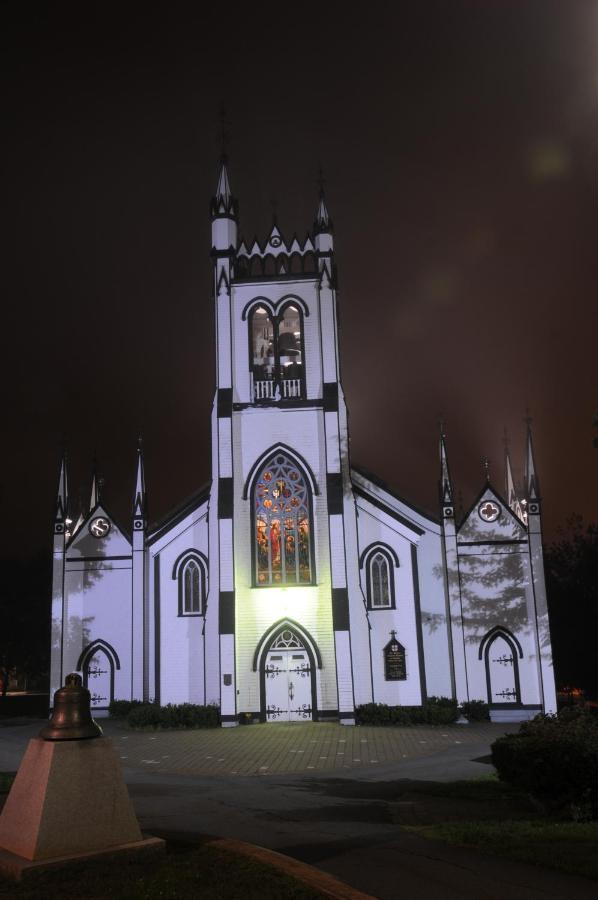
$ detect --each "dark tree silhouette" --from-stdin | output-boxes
[545,516,598,699]
[0,553,51,690]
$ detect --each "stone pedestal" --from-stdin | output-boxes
[0,737,164,879]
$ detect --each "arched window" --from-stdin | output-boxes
[172,551,207,617]
[248,302,304,401]
[250,306,275,382]
[362,544,398,610]
[183,559,201,614]
[371,553,390,607]
[253,453,313,586]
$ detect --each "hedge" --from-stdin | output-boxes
[108,700,220,729]
[355,697,459,726]
[460,700,490,721]
[491,708,598,820]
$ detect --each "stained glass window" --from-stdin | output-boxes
[254,454,312,585]
[370,552,391,608]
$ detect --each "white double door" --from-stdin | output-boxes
[264,649,312,722]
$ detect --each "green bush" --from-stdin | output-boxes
[491,708,598,820]
[109,699,144,718]
[355,697,458,726]
[424,696,459,724]
[460,700,490,721]
[126,702,220,730]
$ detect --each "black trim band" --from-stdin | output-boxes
[332,587,350,631]
[327,473,343,515]
[323,382,339,412]
[217,388,233,418]
[218,478,233,519]
[219,591,235,634]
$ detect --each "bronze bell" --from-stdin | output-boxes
[39,673,103,741]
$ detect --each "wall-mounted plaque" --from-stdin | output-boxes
[384,633,406,681]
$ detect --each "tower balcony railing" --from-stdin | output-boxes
[252,370,303,402]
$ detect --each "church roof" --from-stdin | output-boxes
[146,482,211,546]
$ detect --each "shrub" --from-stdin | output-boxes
[491,708,598,820]
[109,699,144,718]
[460,700,490,721]
[126,701,220,730]
[355,698,458,726]
[424,696,459,725]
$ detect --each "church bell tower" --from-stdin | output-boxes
[208,159,358,723]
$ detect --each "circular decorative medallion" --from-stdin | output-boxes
[478,501,500,523]
[89,516,111,538]
[269,236,282,248]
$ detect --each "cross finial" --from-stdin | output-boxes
[317,165,326,196]
[524,406,532,428]
[438,415,445,437]
[482,456,491,482]
[218,102,230,159]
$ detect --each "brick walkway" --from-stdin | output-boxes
[101,720,509,777]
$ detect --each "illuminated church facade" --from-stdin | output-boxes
[50,160,556,724]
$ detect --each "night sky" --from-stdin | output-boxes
[3,3,597,558]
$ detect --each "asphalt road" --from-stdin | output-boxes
[1,720,596,899]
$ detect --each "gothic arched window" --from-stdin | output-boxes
[172,552,207,617]
[250,306,275,381]
[253,453,313,586]
[363,545,397,610]
[248,302,304,401]
[182,559,201,614]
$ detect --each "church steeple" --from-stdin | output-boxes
[439,429,454,521]
[211,156,238,220]
[525,420,540,502]
[89,461,99,511]
[54,452,69,535]
[314,188,332,234]
[504,433,525,523]
[133,439,146,523]
[440,431,453,503]
[313,176,334,260]
[211,156,238,265]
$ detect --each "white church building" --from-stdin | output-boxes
[50,159,556,724]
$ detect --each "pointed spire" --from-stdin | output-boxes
[216,155,231,205]
[54,452,68,524]
[314,168,332,233]
[439,426,453,505]
[505,444,516,506]
[211,155,237,218]
[89,464,99,511]
[133,438,146,519]
[525,417,539,501]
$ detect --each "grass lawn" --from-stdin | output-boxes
[397,777,598,882]
[417,820,598,882]
[0,842,325,899]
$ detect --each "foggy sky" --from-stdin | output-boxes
[3,2,597,557]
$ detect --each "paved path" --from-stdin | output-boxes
[0,718,515,777]
[1,719,597,899]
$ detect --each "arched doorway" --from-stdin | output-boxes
[77,640,120,711]
[263,629,313,722]
[482,630,521,705]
